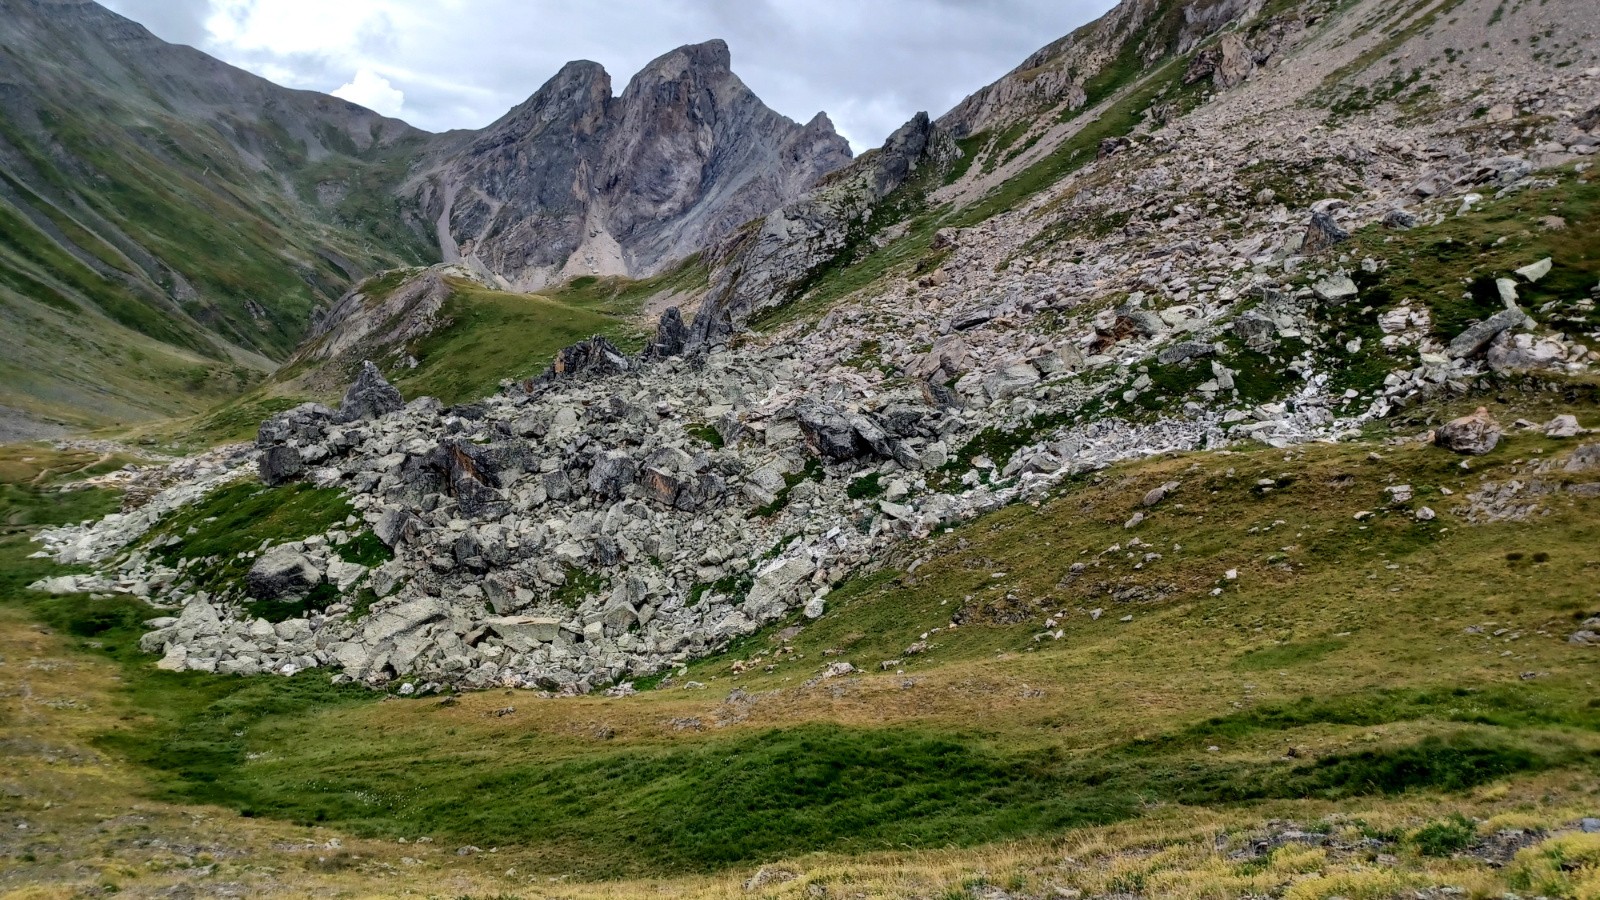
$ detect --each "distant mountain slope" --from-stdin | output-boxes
[0,2,850,433]
[0,0,435,430]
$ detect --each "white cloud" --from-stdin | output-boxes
[331,69,407,118]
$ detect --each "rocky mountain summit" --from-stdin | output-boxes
[26,0,1600,694]
[410,40,853,291]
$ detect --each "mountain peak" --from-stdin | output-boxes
[672,38,733,73]
[627,38,735,91]
[421,36,848,290]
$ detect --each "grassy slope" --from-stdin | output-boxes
[5,385,1600,894]
[388,278,643,407]
[391,257,706,405]
[0,84,432,428]
[163,261,692,448]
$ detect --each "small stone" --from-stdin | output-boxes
[1515,258,1553,283]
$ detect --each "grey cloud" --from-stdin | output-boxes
[100,0,214,47]
[105,0,1118,151]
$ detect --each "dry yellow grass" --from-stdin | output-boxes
[3,599,1598,899]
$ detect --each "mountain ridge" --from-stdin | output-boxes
[407,38,852,292]
[0,1,851,432]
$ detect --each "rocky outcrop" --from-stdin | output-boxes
[257,404,333,486]
[689,113,946,347]
[1302,211,1350,254]
[539,337,635,383]
[1184,32,1257,89]
[285,267,469,393]
[335,361,405,424]
[258,365,405,486]
[247,546,323,601]
[644,308,690,360]
[409,40,852,292]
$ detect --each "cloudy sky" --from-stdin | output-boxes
[99,0,1115,151]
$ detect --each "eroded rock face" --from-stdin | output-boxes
[645,307,689,359]
[539,337,634,383]
[410,40,852,291]
[690,113,944,348]
[1185,32,1257,89]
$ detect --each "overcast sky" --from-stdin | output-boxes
[99,0,1115,151]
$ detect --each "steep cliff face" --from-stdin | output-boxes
[410,40,853,292]
[690,112,948,348]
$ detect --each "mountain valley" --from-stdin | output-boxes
[4,0,1600,896]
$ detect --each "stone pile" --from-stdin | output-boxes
[29,2,1600,691]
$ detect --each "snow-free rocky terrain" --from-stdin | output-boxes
[10,0,1600,896]
[27,0,1600,695]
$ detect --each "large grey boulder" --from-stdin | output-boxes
[334,360,404,424]
[794,403,871,460]
[983,364,1042,402]
[172,598,223,641]
[588,451,638,499]
[1435,407,1502,456]
[1447,308,1530,359]
[1302,211,1349,254]
[540,336,633,383]
[258,445,306,486]
[1311,274,1358,303]
[743,556,816,622]
[482,616,562,651]
[426,440,504,514]
[1157,342,1215,366]
[374,507,422,548]
[246,545,323,600]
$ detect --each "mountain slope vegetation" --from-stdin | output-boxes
[4,0,1600,896]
